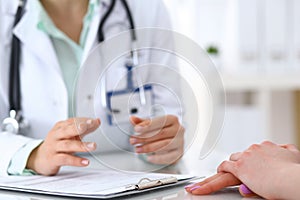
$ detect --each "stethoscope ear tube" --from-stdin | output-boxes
[98,0,136,43]
[2,0,139,133]
[98,0,116,42]
[9,0,26,113]
[2,0,27,134]
[120,0,136,41]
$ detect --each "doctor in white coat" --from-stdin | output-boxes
[0,0,185,176]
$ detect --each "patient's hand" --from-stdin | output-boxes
[186,141,300,199]
[185,172,256,197]
[217,141,300,199]
[129,115,184,165]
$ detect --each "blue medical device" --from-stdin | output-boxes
[106,63,153,125]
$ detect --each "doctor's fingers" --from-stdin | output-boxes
[54,118,93,129]
[135,137,183,154]
[146,149,182,165]
[52,118,100,139]
[134,115,180,133]
[130,125,184,144]
[54,154,90,168]
[130,116,145,125]
[55,140,97,153]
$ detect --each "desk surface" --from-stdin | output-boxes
[0,151,263,200]
[0,186,259,200]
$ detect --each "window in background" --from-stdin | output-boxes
[163,0,299,153]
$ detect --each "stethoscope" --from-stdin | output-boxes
[1,0,148,134]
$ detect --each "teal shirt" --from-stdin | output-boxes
[36,0,99,117]
[7,0,99,175]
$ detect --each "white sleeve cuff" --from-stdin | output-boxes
[7,139,43,176]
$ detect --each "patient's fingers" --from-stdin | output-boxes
[230,152,242,161]
[195,173,224,186]
[217,160,237,174]
[239,184,258,198]
[185,173,241,195]
[280,144,300,152]
[185,173,224,192]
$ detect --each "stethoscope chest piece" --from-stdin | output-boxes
[1,110,29,135]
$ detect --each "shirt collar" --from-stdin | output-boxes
[33,0,101,34]
[33,0,100,43]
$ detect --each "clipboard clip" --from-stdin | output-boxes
[125,177,178,190]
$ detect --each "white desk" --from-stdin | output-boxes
[0,151,263,200]
[0,186,259,200]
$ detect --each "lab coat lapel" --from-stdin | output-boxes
[12,6,61,76]
[82,2,103,63]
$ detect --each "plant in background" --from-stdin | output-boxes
[206,45,219,56]
[206,45,221,69]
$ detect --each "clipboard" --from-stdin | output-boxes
[0,168,202,199]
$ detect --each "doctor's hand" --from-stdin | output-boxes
[129,115,184,165]
[26,118,100,176]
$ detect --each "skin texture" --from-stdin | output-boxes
[26,118,100,176]
[129,115,185,165]
[27,1,185,174]
[185,141,300,199]
[23,1,96,176]
[40,0,89,44]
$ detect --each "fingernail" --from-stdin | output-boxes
[240,184,252,195]
[86,142,96,150]
[81,159,89,165]
[136,147,143,153]
[96,118,101,125]
[130,138,137,144]
[86,119,92,125]
[78,123,85,133]
[190,185,201,191]
[185,183,196,189]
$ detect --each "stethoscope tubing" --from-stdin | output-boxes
[3,0,143,134]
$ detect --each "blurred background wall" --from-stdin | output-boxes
[163,0,300,155]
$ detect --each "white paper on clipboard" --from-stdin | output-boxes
[0,168,200,199]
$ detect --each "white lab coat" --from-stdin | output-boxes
[0,0,182,175]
